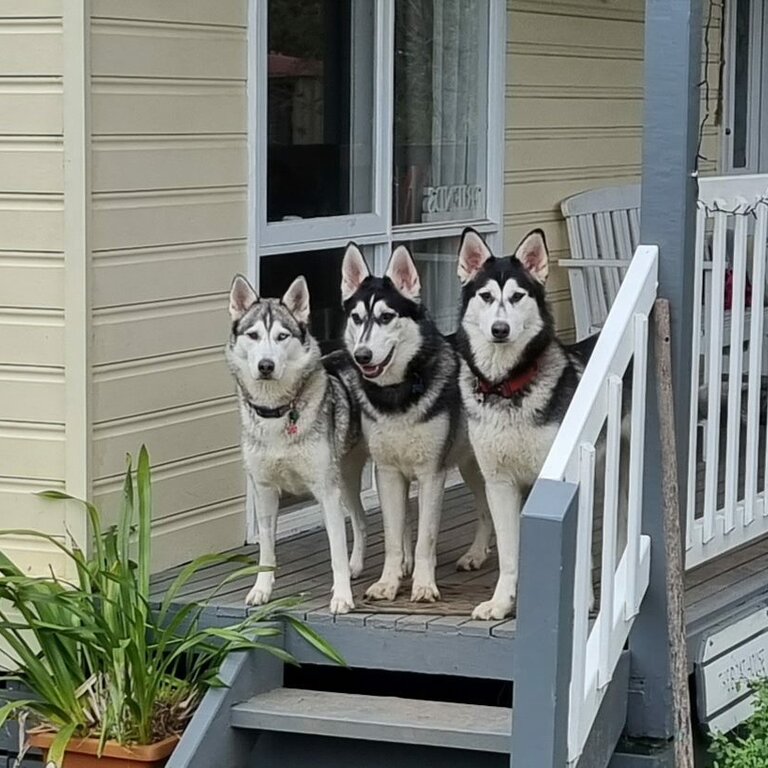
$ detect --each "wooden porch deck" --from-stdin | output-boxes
[150,484,768,676]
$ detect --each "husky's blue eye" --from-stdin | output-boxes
[478,291,494,304]
[351,313,363,326]
[246,330,260,341]
[509,291,526,304]
[379,312,396,325]
[276,332,290,342]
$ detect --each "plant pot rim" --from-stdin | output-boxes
[28,731,179,760]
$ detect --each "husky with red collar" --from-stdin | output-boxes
[456,228,598,620]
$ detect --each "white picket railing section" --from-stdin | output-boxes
[539,245,657,765]
[685,174,768,569]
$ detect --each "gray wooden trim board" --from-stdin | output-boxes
[230,688,512,753]
[511,479,578,768]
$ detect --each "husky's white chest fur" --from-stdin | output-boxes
[363,410,450,480]
[459,355,565,489]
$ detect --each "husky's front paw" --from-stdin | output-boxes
[365,579,400,601]
[411,582,441,602]
[245,583,273,607]
[471,598,515,620]
[456,546,489,571]
[329,593,355,615]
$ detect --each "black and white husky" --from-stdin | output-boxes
[456,228,597,620]
[226,274,367,614]
[340,244,493,603]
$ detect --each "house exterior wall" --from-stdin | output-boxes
[0,0,69,573]
[88,0,249,571]
[504,0,721,340]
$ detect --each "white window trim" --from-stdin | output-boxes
[721,0,767,174]
[245,0,506,539]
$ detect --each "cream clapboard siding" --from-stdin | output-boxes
[0,0,69,573]
[89,0,248,572]
[505,0,721,340]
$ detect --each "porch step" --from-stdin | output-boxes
[230,688,512,754]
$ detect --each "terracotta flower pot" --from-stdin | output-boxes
[28,732,179,768]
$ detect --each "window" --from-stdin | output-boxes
[393,1,489,226]
[248,0,504,524]
[724,0,768,173]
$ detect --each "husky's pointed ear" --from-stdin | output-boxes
[282,276,311,325]
[229,274,258,321]
[514,229,549,284]
[341,242,370,301]
[458,228,493,284]
[385,245,420,301]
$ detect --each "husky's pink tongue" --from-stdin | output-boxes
[361,364,382,378]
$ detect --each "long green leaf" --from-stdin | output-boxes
[136,445,152,602]
[45,722,78,767]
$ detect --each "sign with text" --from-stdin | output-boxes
[696,606,768,734]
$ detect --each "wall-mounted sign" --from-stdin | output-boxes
[696,606,768,734]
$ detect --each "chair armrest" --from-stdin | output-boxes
[557,259,632,268]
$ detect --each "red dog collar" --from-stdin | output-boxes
[475,361,540,399]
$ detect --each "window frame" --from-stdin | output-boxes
[722,0,768,174]
[245,0,506,531]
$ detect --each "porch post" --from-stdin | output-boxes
[630,0,702,740]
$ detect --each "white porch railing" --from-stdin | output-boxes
[685,174,768,569]
[538,245,657,765]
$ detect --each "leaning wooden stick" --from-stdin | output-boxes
[653,298,694,768]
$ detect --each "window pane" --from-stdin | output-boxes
[259,248,347,353]
[267,0,375,221]
[393,0,489,226]
[406,237,462,335]
[733,0,751,169]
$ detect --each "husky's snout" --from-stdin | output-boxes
[491,321,510,341]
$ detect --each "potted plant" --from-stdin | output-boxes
[0,446,342,767]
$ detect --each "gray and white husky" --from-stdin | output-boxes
[456,228,598,620]
[340,243,493,603]
[226,274,368,614]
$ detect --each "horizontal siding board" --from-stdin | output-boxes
[510,0,643,22]
[0,197,63,250]
[92,241,245,307]
[0,421,65,479]
[91,189,246,250]
[0,138,63,193]
[92,295,228,364]
[0,19,62,75]
[0,254,64,307]
[510,54,642,89]
[91,21,246,80]
[0,477,66,532]
[91,0,246,28]
[91,80,246,135]
[0,309,64,366]
[0,80,62,134]
[0,365,64,423]
[0,0,61,18]
[92,399,239,478]
[146,500,246,574]
[94,447,244,521]
[92,348,233,422]
[505,96,642,130]
[509,11,642,50]
[92,136,247,192]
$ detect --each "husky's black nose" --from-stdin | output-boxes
[258,359,275,376]
[491,321,510,340]
[354,347,373,365]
